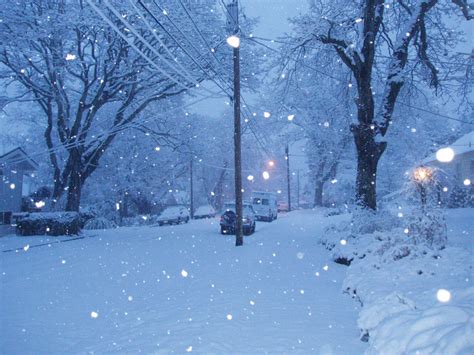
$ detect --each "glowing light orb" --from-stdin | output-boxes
[464,179,471,186]
[247,175,254,181]
[226,314,233,320]
[287,114,295,121]
[226,35,240,48]
[340,239,347,246]
[268,160,275,167]
[262,171,270,180]
[9,183,15,190]
[436,289,451,303]
[263,111,271,118]
[181,270,188,278]
[90,311,99,318]
[413,166,433,183]
[436,147,455,163]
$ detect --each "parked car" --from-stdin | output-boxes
[157,206,190,226]
[220,202,256,235]
[277,201,289,213]
[252,191,278,221]
[193,205,216,219]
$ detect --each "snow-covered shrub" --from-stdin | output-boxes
[406,208,447,250]
[321,207,404,266]
[83,217,116,230]
[16,212,82,236]
[79,210,96,227]
[448,185,474,208]
[350,207,401,236]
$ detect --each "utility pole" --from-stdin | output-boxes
[227,0,243,246]
[297,169,300,209]
[286,144,291,212]
[190,158,194,219]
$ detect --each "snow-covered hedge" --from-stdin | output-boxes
[83,217,116,230]
[16,212,82,236]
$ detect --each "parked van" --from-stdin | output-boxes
[252,191,278,222]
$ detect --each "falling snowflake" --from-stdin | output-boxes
[181,269,188,278]
[436,289,451,303]
[226,314,233,320]
[90,311,98,318]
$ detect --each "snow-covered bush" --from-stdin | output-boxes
[448,185,474,208]
[16,212,82,236]
[406,209,447,250]
[83,217,116,230]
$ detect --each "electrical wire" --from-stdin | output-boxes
[245,35,474,126]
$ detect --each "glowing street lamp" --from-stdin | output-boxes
[226,35,240,48]
[413,166,433,207]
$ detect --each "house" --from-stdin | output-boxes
[422,131,474,188]
[0,147,38,226]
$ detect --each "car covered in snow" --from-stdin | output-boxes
[193,205,216,219]
[157,206,190,226]
[220,202,256,235]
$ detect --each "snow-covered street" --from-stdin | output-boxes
[1,210,366,353]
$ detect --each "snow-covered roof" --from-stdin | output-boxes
[0,147,38,171]
[423,130,474,164]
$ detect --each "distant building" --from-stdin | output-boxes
[0,147,38,225]
[422,131,474,188]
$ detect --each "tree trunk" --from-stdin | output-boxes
[352,124,386,210]
[65,154,83,212]
[314,180,324,207]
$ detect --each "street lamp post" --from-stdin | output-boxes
[413,166,433,210]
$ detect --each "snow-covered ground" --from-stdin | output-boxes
[1,210,366,354]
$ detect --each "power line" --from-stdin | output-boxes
[137,0,232,97]
[251,35,473,67]
[102,0,221,97]
[86,0,224,98]
[245,35,473,126]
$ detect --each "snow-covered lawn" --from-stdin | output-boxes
[1,210,366,353]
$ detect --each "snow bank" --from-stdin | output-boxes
[322,207,474,354]
[367,288,474,354]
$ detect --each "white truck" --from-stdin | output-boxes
[251,191,278,222]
